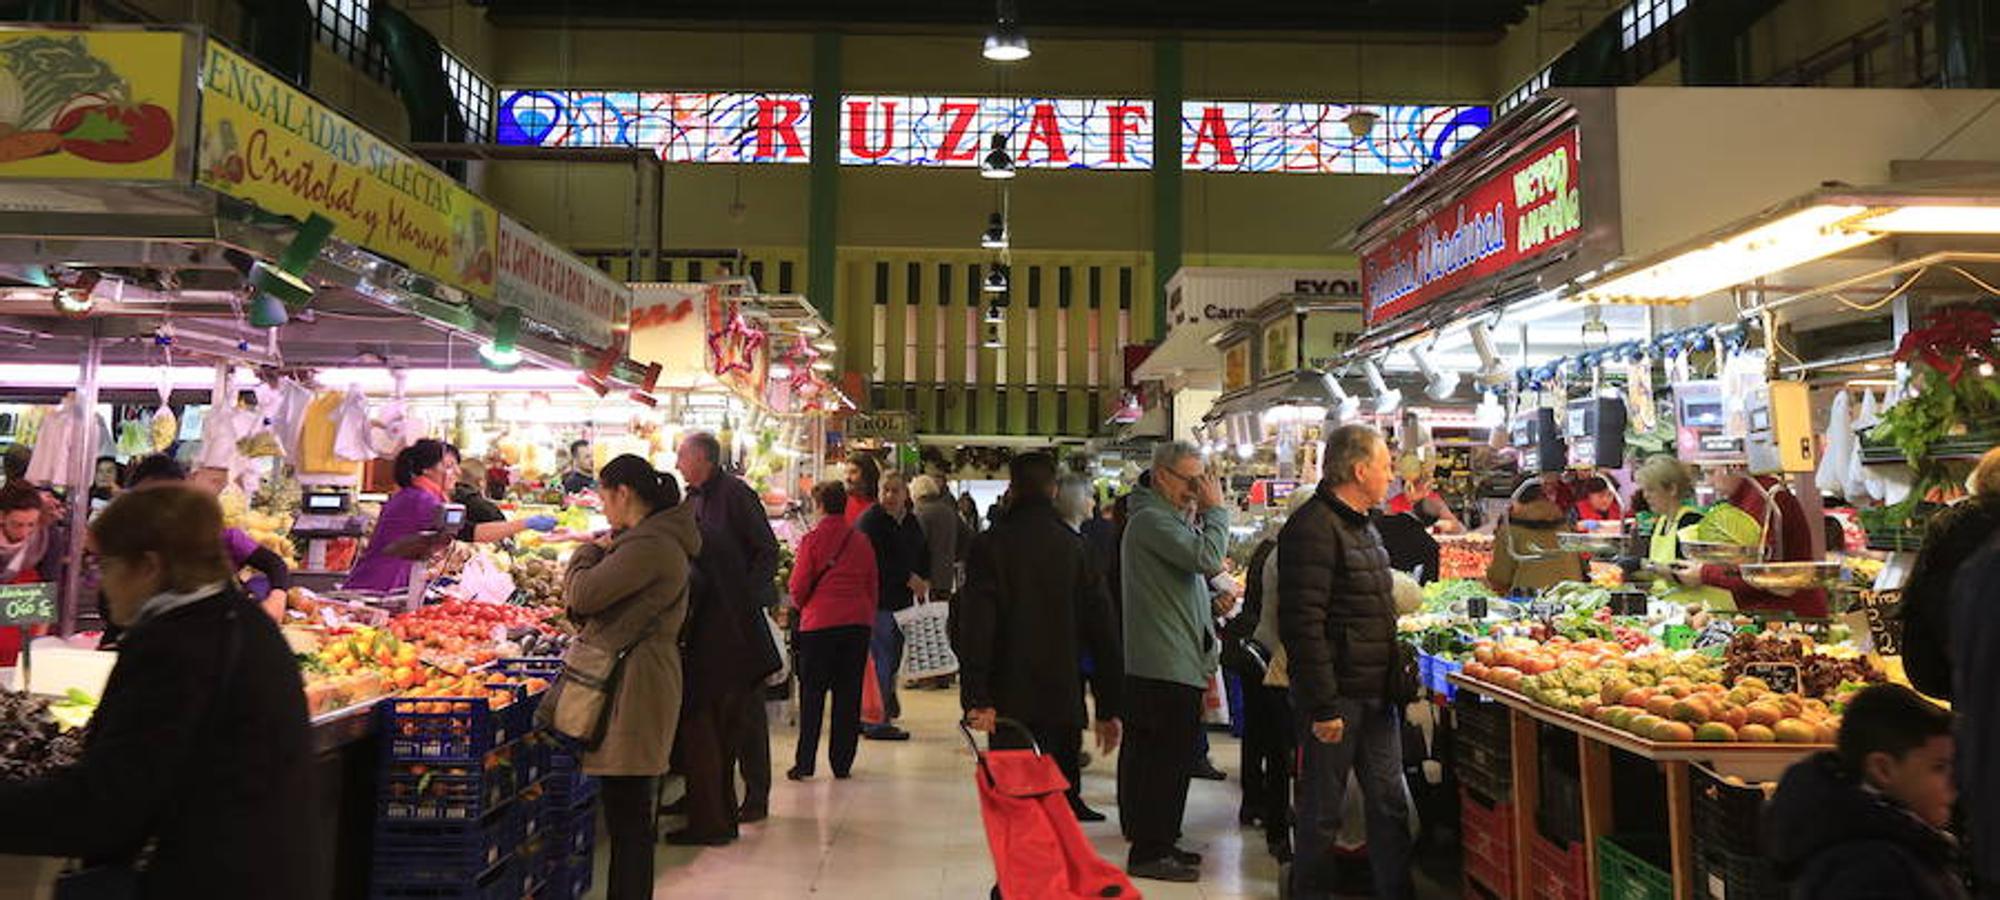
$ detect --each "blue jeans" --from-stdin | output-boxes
[1291,698,1412,900]
[868,608,904,725]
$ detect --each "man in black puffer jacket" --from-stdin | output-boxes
[1278,423,1411,900]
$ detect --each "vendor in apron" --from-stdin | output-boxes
[1630,455,1733,609]
[1669,467,1830,618]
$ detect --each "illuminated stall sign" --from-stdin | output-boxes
[1358,128,1583,325]
[497,90,1488,174]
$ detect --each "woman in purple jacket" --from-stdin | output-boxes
[343,440,454,594]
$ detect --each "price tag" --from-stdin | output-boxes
[1466,594,1489,620]
[1609,591,1648,617]
[0,583,56,626]
[1528,597,1564,622]
[1742,661,1802,696]
[1852,588,1903,656]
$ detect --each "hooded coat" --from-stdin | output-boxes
[563,502,701,776]
[1767,752,1969,900]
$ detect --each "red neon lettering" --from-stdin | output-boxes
[1021,103,1070,164]
[754,98,806,160]
[939,102,979,162]
[846,99,898,160]
[1108,104,1148,165]
[1185,105,1238,168]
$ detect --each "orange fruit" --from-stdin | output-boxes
[1694,722,1737,742]
[1651,720,1696,743]
[1773,718,1818,744]
[1738,723,1775,743]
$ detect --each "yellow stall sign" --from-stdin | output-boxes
[197,40,496,299]
[0,29,189,182]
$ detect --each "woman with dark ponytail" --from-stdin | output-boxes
[344,439,456,593]
[562,454,701,898]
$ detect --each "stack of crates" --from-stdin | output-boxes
[370,694,536,900]
[494,659,599,900]
[1690,766,1779,899]
[1453,694,1515,898]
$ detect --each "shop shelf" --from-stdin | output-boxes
[1597,834,1672,900]
[370,857,530,900]
[378,742,518,821]
[371,804,522,887]
[378,696,521,763]
[1691,765,1769,853]
[1459,787,1516,899]
[1692,842,1780,899]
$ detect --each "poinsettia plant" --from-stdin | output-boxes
[1871,305,2000,463]
[1894,307,1999,384]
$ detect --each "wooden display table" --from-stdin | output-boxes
[1449,674,1827,900]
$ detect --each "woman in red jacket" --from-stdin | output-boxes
[787,481,880,781]
[1672,470,1829,618]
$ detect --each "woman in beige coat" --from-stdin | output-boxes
[564,454,701,900]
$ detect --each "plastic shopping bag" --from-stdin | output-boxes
[894,599,959,681]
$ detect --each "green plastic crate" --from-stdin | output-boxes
[1598,834,1673,900]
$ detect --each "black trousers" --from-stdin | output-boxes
[992,718,1087,811]
[1116,676,1204,865]
[672,687,747,837]
[600,774,657,900]
[730,685,771,808]
[1240,681,1297,847]
[795,625,871,776]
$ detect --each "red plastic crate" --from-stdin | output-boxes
[1460,787,1517,899]
[1527,832,1588,900]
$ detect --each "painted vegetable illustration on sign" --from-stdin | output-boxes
[0,35,173,166]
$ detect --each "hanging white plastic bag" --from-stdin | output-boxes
[333,388,373,462]
[452,553,517,605]
[1817,391,1853,494]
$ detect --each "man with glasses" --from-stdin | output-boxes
[1117,441,1229,883]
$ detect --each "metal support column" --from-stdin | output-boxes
[807,32,843,324]
[1151,39,1183,341]
[57,322,101,637]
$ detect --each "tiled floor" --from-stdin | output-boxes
[635,686,1285,898]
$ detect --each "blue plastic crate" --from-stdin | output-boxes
[513,733,553,786]
[371,804,522,887]
[494,657,563,685]
[1421,653,1463,701]
[547,801,597,860]
[379,742,519,821]
[371,857,530,900]
[543,745,599,810]
[378,696,518,763]
[539,855,593,900]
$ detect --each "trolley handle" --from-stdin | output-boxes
[958,715,1042,757]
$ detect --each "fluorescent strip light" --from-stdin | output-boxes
[1850,205,2000,234]
[1575,205,1880,304]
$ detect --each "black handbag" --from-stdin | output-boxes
[1388,636,1422,705]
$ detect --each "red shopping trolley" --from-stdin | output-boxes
[962,718,1140,900]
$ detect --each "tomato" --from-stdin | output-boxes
[54,102,174,165]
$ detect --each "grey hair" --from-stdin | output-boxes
[911,474,944,500]
[1151,440,1201,471]
[1055,474,1094,523]
[1323,424,1385,486]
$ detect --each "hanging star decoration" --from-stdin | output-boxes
[708,305,767,378]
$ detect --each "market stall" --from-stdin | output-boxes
[0,23,652,900]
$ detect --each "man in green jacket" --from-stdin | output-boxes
[1117,440,1229,883]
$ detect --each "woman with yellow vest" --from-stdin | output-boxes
[1629,455,1732,609]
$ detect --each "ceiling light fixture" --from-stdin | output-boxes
[980,319,1004,348]
[983,303,1005,324]
[981,212,1009,250]
[245,213,336,328]
[983,264,1010,293]
[1320,373,1362,423]
[980,133,1016,179]
[1468,321,1511,387]
[1362,359,1402,415]
[1410,346,1462,401]
[479,307,524,371]
[1574,205,1879,304]
[982,0,1031,61]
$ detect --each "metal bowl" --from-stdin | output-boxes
[1681,540,1763,566]
[1740,561,1844,593]
[1556,532,1631,556]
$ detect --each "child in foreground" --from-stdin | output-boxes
[1767,683,1966,899]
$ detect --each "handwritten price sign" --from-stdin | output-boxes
[0,583,56,626]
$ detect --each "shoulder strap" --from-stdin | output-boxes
[796,529,855,608]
